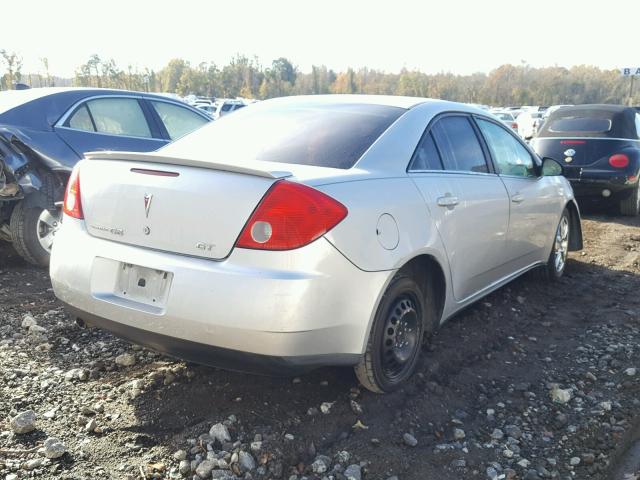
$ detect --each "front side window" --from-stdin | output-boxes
[81,98,152,138]
[151,101,208,141]
[431,116,488,173]
[477,118,536,177]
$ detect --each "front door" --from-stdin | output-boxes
[475,117,558,268]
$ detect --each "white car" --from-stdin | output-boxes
[492,111,518,132]
[517,111,545,140]
[213,100,246,119]
[50,95,583,393]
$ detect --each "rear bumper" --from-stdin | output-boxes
[567,172,636,200]
[63,302,359,375]
[50,218,391,372]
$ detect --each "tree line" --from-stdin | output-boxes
[1,51,637,106]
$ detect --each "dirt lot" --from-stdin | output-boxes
[1,212,640,480]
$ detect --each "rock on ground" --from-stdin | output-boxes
[10,410,37,434]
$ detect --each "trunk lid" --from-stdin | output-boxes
[78,153,282,260]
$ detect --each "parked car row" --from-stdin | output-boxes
[181,94,253,120]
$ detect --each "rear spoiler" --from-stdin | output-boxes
[84,151,293,179]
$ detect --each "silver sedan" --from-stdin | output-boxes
[50,95,583,393]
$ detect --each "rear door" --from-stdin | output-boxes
[55,96,167,156]
[409,114,511,301]
[475,117,558,267]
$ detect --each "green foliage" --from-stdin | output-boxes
[2,53,636,105]
[0,50,23,90]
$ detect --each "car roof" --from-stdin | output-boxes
[539,104,639,139]
[0,87,201,131]
[260,94,433,110]
[558,104,633,114]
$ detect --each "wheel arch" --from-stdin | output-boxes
[396,253,447,330]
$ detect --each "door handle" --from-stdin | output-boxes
[511,193,525,203]
[437,194,459,208]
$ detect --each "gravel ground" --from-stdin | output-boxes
[1,212,640,480]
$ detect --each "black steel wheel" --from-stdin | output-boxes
[355,275,426,393]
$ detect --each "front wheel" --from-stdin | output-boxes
[355,275,426,393]
[535,209,570,281]
[620,184,640,216]
[9,201,62,267]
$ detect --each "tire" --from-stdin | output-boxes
[620,184,640,216]
[355,275,429,393]
[9,201,61,267]
[535,208,570,281]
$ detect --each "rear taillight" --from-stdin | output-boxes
[511,122,518,129]
[236,180,347,251]
[63,165,83,219]
[609,154,630,168]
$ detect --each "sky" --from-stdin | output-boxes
[2,0,639,77]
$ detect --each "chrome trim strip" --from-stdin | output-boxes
[55,94,146,127]
[407,169,498,177]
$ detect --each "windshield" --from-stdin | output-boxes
[161,100,405,169]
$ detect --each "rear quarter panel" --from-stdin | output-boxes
[319,178,447,272]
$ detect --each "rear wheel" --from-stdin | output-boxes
[10,201,61,267]
[620,184,640,216]
[355,275,426,393]
[535,208,570,281]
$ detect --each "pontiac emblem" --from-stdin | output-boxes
[143,194,153,218]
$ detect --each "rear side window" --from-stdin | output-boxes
[431,116,488,173]
[548,117,612,133]
[410,132,443,170]
[160,102,405,169]
[150,101,208,141]
[68,105,94,131]
[71,98,152,138]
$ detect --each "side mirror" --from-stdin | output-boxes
[540,157,563,176]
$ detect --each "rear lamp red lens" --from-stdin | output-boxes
[609,154,629,168]
[236,180,348,251]
[63,166,83,219]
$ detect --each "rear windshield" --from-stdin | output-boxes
[161,101,405,169]
[548,117,612,133]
